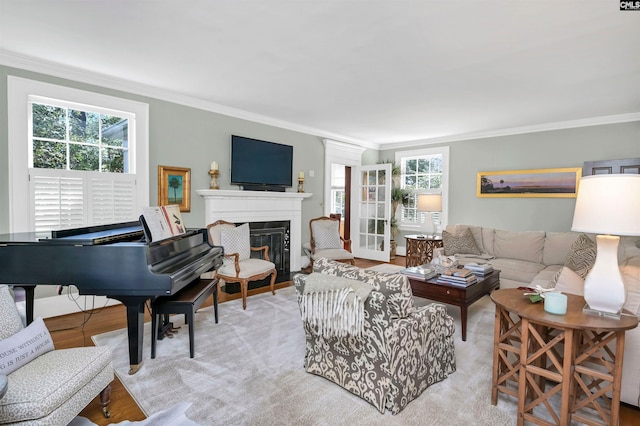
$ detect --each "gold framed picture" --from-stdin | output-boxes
[477,167,582,198]
[158,165,191,212]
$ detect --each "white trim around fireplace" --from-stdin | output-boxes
[197,190,312,271]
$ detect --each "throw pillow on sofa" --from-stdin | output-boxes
[564,234,597,278]
[443,228,481,256]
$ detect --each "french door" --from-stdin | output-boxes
[350,163,391,262]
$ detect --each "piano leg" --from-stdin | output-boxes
[113,296,149,375]
[22,285,36,325]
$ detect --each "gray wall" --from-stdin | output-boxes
[381,121,640,237]
[2,65,639,250]
[0,66,326,244]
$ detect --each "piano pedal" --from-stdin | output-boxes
[170,326,181,332]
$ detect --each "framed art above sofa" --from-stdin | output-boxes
[477,167,581,198]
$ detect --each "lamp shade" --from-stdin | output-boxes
[571,174,640,236]
[417,194,442,212]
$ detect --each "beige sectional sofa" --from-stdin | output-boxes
[434,224,640,408]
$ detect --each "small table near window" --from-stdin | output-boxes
[405,234,443,267]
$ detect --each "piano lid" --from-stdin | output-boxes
[0,221,144,246]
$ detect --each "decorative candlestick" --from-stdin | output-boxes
[208,169,220,190]
[297,177,304,193]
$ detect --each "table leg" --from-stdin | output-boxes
[517,317,529,426]
[491,305,502,405]
[559,327,573,425]
[460,305,468,342]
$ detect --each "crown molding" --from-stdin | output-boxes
[0,50,378,150]
[2,50,637,153]
[380,112,640,150]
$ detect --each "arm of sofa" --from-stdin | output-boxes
[384,303,457,413]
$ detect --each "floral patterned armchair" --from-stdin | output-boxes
[293,258,456,414]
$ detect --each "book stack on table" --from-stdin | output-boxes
[400,264,437,281]
[463,262,494,276]
[437,268,478,286]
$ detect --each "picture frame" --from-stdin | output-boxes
[158,165,191,211]
[477,167,582,198]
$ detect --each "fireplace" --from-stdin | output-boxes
[245,220,290,283]
[197,189,312,273]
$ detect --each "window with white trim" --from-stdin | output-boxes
[395,146,449,230]
[330,163,346,216]
[8,77,149,233]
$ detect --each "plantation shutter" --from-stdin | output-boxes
[31,174,84,232]
[30,169,137,232]
[90,176,137,224]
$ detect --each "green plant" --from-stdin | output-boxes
[380,160,410,240]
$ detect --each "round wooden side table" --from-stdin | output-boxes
[490,288,638,425]
[404,234,443,267]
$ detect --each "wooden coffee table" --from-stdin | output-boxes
[408,270,500,341]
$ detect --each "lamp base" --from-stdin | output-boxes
[582,235,626,316]
[582,303,622,320]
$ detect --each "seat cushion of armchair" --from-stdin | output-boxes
[217,258,275,278]
[0,346,113,425]
[310,247,354,260]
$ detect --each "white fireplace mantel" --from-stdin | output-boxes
[197,189,312,271]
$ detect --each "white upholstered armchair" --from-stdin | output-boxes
[206,220,277,310]
[305,216,355,267]
[0,285,113,425]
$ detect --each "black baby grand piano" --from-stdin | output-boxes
[0,221,223,374]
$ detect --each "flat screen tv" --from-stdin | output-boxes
[231,135,293,191]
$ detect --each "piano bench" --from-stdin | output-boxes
[151,277,219,359]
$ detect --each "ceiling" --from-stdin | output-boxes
[1,1,639,149]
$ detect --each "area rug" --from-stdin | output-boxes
[93,284,523,425]
[364,263,405,274]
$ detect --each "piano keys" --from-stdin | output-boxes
[0,221,223,374]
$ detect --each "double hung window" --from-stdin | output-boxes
[395,147,449,231]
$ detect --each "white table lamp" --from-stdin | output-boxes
[571,174,640,316]
[417,194,442,238]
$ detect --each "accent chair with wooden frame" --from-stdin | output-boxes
[308,216,355,267]
[206,220,277,310]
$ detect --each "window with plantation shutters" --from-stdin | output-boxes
[395,146,450,232]
[8,77,149,233]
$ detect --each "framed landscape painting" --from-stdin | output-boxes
[158,165,191,211]
[477,167,582,198]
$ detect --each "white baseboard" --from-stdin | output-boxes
[34,292,121,319]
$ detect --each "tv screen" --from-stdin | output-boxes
[231,135,293,189]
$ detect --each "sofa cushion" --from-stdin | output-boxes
[564,234,597,278]
[490,258,546,284]
[494,229,545,264]
[553,266,585,296]
[620,236,640,261]
[443,228,481,256]
[0,317,54,375]
[543,232,579,266]
[0,346,113,423]
[313,258,413,318]
[530,265,563,289]
[621,264,640,316]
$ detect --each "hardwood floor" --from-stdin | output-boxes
[45,256,639,425]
